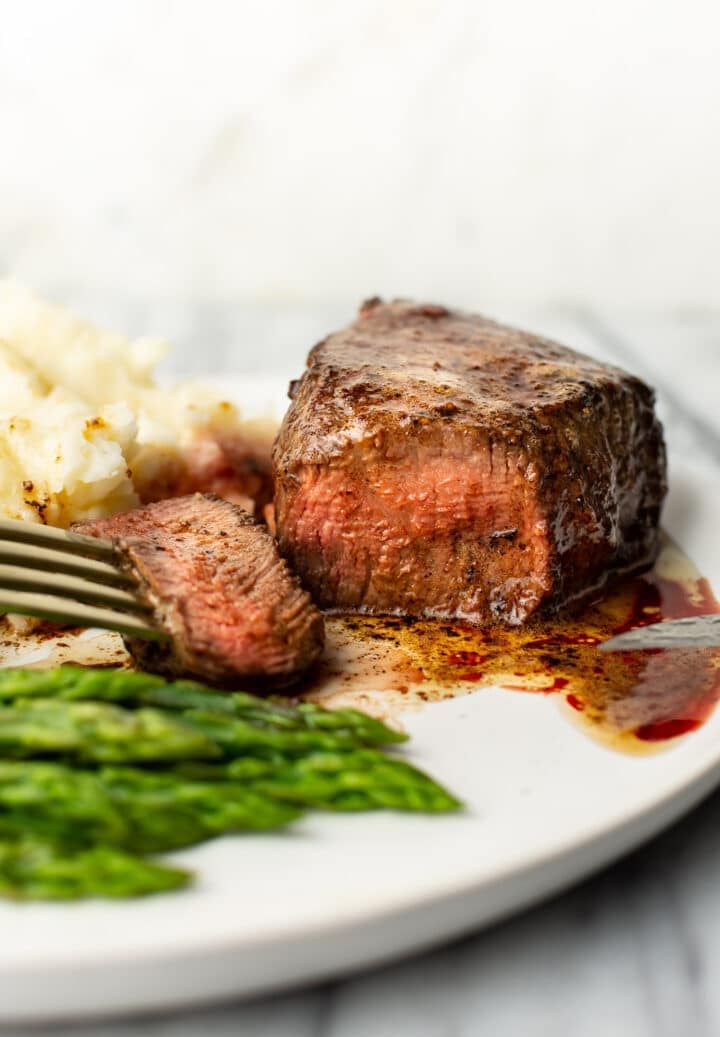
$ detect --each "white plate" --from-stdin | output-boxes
[1,377,719,1024]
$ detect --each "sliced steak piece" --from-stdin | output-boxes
[273,299,667,625]
[73,494,324,688]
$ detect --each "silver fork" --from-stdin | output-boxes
[0,517,167,640]
[599,614,720,651]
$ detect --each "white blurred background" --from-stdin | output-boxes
[1,0,719,315]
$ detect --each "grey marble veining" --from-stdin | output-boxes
[2,306,719,1037]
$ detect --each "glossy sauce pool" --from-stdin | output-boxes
[300,537,720,754]
[0,536,718,755]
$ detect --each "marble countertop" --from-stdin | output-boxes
[4,304,719,1037]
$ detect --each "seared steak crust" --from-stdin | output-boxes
[273,299,667,624]
[74,494,324,687]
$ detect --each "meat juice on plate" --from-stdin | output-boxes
[302,536,720,755]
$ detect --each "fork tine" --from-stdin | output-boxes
[0,566,152,615]
[0,517,166,640]
[0,542,132,587]
[0,590,168,641]
[0,517,116,560]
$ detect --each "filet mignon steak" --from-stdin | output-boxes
[273,299,667,625]
[73,494,325,687]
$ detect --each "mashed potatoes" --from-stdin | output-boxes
[0,281,263,527]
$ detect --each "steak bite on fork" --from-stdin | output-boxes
[73,494,325,689]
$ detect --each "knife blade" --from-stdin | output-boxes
[599,614,720,652]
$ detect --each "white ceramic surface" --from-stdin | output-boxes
[0,379,719,1025]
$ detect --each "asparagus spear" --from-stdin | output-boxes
[0,761,300,854]
[173,757,278,782]
[178,753,462,813]
[0,667,167,702]
[0,839,189,899]
[0,749,457,866]
[0,699,221,763]
[0,697,400,764]
[0,668,406,746]
[0,761,129,848]
[217,694,406,746]
[181,708,398,758]
[100,767,301,853]
[237,750,463,813]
